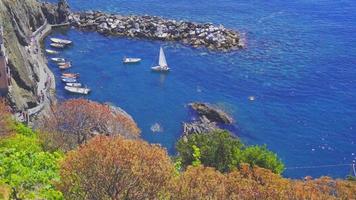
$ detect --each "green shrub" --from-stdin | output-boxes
[176,130,285,174]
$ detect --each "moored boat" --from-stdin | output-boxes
[51,57,66,62]
[57,61,71,66]
[151,47,170,72]
[64,86,90,95]
[45,49,59,54]
[62,72,79,78]
[123,57,142,64]
[50,43,66,48]
[59,64,72,70]
[66,83,82,87]
[50,38,73,45]
[61,77,77,83]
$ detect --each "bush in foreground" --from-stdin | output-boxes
[0,123,63,199]
[176,130,285,174]
[38,99,140,152]
[59,136,175,200]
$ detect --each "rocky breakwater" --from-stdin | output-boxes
[69,11,244,51]
[183,102,234,136]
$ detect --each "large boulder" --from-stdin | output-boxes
[189,102,234,124]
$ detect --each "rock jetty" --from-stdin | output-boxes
[189,102,234,124]
[68,11,244,51]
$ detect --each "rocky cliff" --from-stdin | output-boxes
[0,0,56,111]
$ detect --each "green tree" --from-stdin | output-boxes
[0,123,63,199]
[176,130,284,174]
[239,145,284,174]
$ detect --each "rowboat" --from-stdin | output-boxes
[123,57,142,64]
[59,64,72,70]
[45,49,59,54]
[57,61,71,66]
[61,77,77,83]
[62,73,79,78]
[50,38,73,45]
[51,57,66,62]
[64,86,90,95]
[66,83,82,87]
[50,43,66,48]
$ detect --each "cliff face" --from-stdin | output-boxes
[0,0,54,110]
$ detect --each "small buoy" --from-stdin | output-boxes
[248,96,255,101]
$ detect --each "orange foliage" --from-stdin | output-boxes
[59,136,175,200]
[38,99,140,151]
[171,166,226,200]
[171,164,356,200]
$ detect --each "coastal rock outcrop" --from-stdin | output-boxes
[69,11,244,51]
[41,0,71,24]
[0,0,55,110]
[182,116,221,136]
[189,102,234,124]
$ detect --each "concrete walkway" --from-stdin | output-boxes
[16,21,54,122]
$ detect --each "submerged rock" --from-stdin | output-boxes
[189,102,234,124]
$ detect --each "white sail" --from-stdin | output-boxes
[159,47,168,67]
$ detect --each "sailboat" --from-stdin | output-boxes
[151,47,170,72]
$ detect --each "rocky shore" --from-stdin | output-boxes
[182,102,234,136]
[68,11,244,51]
[183,116,221,136]
[189,102,234,124]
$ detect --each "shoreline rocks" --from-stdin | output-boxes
[182,102,234,136]
[189,102,234,124]
[182,116,221,136]
[68,11,244,51]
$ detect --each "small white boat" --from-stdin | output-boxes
[45,49,59,54]
[123,57,142,64]
[151,47,170,72]
[61,77,77,83]
[57,61,71,66]
[50,38,73,45]
[59,64,72,70]
[66,83,82,87]
[62,72,79,78]
[51,57,66,62]
[64,86,90,95]
[50,43,66,48]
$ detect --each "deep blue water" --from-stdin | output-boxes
[44,0,356,178]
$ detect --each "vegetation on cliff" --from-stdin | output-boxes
[1,99,356,199]
[37,99,140,152]
[0,123,63,199]
[176,130,285,174]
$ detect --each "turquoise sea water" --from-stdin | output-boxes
[45,0,356,178]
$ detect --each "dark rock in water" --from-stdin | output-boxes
[57,0,71,23]
[41,0,70,24]
[189,102,233,124]
[182,116,221,136]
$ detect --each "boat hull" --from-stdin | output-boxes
[151,65,170,72]
[123,58,142,63]
[61,78,77,83]
[64,86,90,94]
[51,38,72,45]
